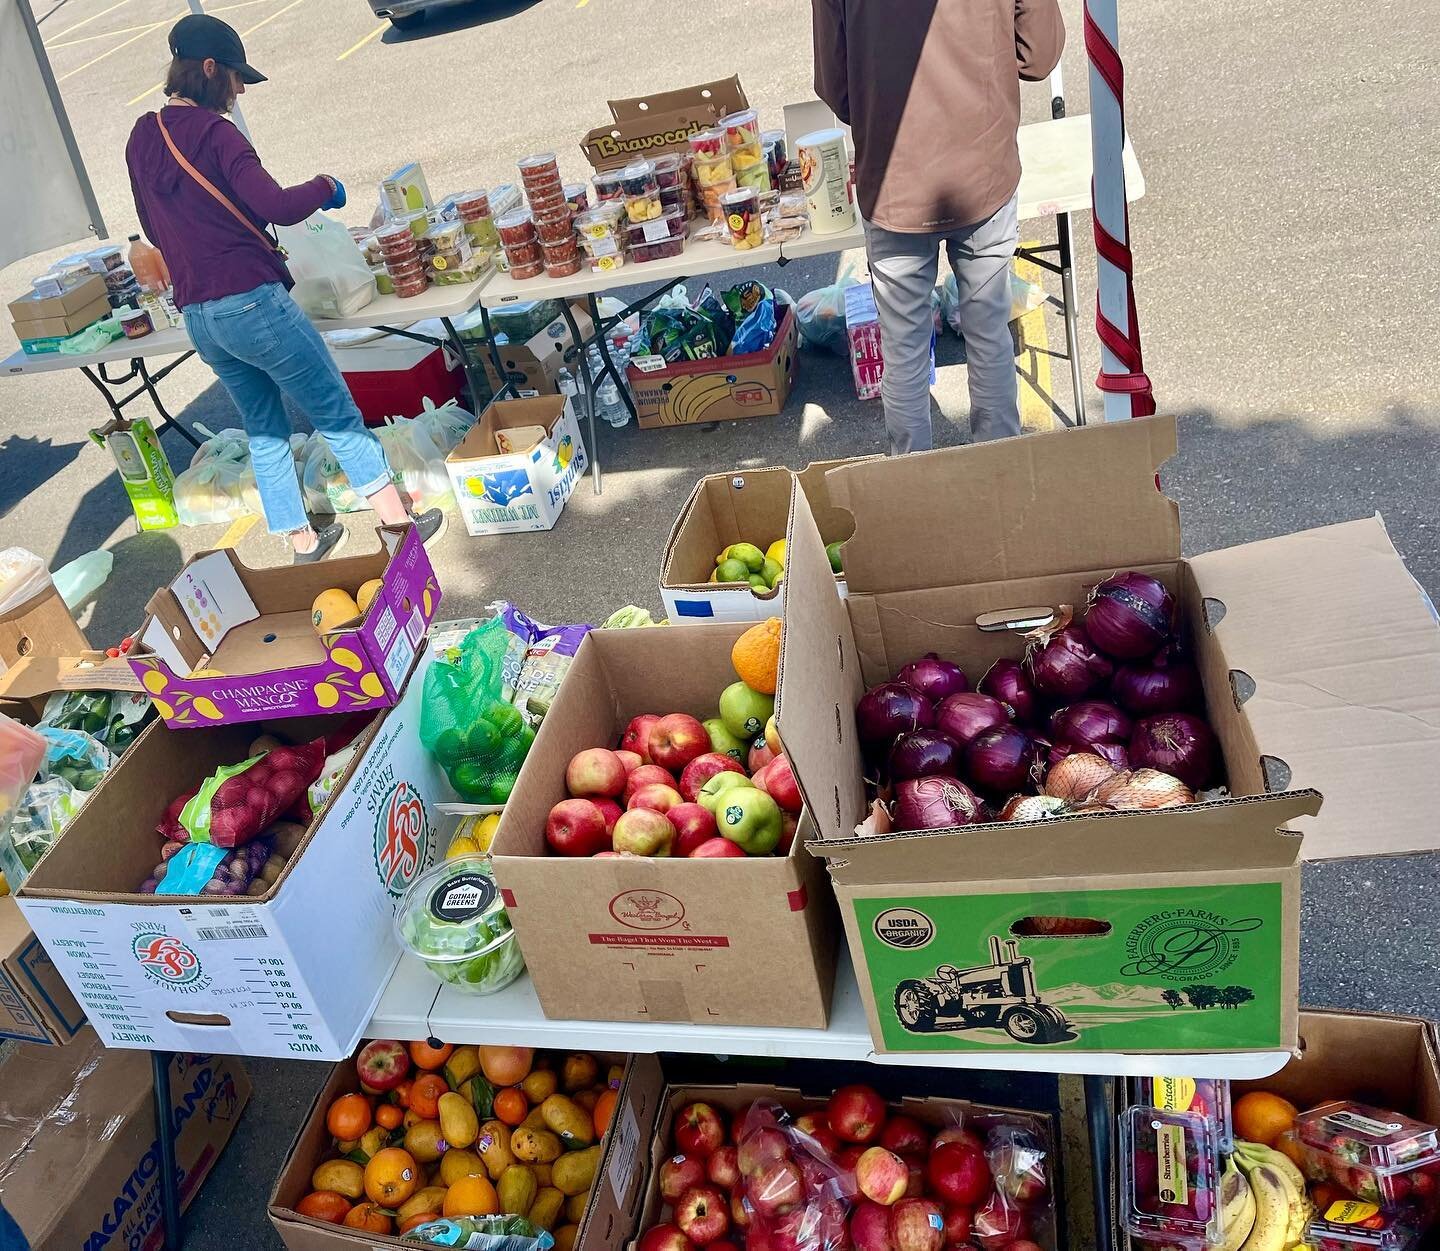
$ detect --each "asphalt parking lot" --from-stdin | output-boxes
[2,0,1439,1246]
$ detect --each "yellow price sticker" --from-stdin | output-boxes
[1325,1199,1380,1224]
[1150,1076,1197,1112]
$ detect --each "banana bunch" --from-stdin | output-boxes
[1228,1140,1316,1251]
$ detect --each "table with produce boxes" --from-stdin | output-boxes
[4,415,1440,1251]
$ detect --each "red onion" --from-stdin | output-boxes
[1085,571,1176,659]
[978,658,1038,724]
[888,729,964,782]
[1050,700,1133,749]
[894,776,989,831]
[934,692,1012,747]
[856,682,933,750]
[895,654,969,702]
[964,725,1043,795]
[1048,738,1130,773]
[1025,624,1114,699]
[1129,713,1217,790]
[1112,645,1202,715]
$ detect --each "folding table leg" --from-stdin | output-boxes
[153,1050,184,1251]
[1057,212,1088,427]
[559,303,602,496]
[440,316,489,412]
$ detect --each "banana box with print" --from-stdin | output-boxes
[14,648,457,1059]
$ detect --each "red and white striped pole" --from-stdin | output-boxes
[1084,0,1155,420]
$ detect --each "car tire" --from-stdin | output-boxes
[388,11,424,29]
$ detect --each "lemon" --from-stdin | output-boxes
[765,539,787,567]
[447,834,481,859]
[475,813,501,850]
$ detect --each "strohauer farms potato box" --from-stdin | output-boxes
[776,415,1440,1058]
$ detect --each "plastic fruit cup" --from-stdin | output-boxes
[502,240,543,267]
[721,108,760,149]
[496,208,537,247]
[592,171,624,202]
[689,127,726,159]
[544,255,582,278]
[533,210,576,244]
[693,153,736,188]
[721,188,763,250]
[563,183,590,212]
[507,258,544,280]
[456,188,491,217]
[541,236,579,265]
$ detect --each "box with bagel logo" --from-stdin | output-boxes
[15,649,457,1059]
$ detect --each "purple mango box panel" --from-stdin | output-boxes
[127,524,440,728]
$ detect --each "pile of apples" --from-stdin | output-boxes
[637,1085,1052,1251]
[545,712,803,859]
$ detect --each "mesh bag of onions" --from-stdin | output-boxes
[853,572,1223,833]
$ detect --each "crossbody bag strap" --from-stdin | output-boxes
[155,111,286,256]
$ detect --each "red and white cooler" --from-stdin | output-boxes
[325,321,465,426]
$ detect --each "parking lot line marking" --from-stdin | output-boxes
[127,80,164,105]
[217,514,260,549]
[1013,245,1058,432]
[336,20,386,61]
[45,0,134,43]
[240,0,307,38]
[126,0,279,102]
[48,16,174,48]
[58,22,165,82]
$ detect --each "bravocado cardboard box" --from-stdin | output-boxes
[269,1049,663,1251]
[15,650,456,1059]
[581,77,749,171]
[128,523,440,729]
[491,623,838,1029]
[775,415,1440,1058]
[446,394,589,536]
[659,460,861,623]
[0,1028,249,1251]
[628,305,799,430]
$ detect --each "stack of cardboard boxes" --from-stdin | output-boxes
[8,273,112,354]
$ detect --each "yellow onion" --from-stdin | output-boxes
[999,794,1068,822]
[1043,752,1118,804]
[1094,768,1194,810]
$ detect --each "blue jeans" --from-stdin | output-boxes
[184,283,391,533]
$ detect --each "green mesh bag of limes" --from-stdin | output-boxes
[420,617,536,804]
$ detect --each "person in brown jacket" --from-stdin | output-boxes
[812,0,1065,452]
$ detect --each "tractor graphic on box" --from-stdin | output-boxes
[893,936,1071,1044]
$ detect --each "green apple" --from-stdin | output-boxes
[725,543,765,573]
[719,681,775,740]
[717,786,782,855]
[698,770,754,814]
[704,718,749,763]
[826,542,844,573]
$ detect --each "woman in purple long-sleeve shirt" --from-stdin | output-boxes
[126,15,444,562]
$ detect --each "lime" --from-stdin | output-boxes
[760,558,783,588]
[716,558,749,583]
[826,542,844,573]
[748,574,768,588]
[726,542,765,572]
[765,539,787,567]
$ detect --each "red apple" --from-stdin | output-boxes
[748,740,777,774]
[931,1128,983,1152]
[989,1134,1047,1205]
[794,1113,829,1136]
[927,1141,991,1207]
[850,1201,894,1251]
[829,1085,887,1144]
[566,747,627,798]
[593,798,623,836]
[905,1160,924,1198]
[650,714,712,772]
[613,808,675,857]
[750,763,773,794]
[676,1102,727,1158]
[676,1186,730,1246]
[769,1207,810,1251]
[855,1148,908,1205]
[616,749,644,775]
[778,811,798,854]
[889,1200,943,1251]
[836,1145,866,1172]
[738,1127,789,1177]
[661,1155,708,1204]
[691,838,746,858]
[680,752,745,803]
[707,1145,740,1189]
[940,1205,972,1247]
[730,1189,751,1230]
[1000,1243,1043,1251]
[764,755,803,814]
[879,1116,929,1157]
[625,764,679,805]
[710,1242,740,1251]
[971,1195,1027,1250]
[355,1039,409,1091]
[671,803,719,855]
[621,714,662,763]
[751,1160,803,1215]
[630,783,684,814]
[810,1126,842,1156]
[639,1225,696,1251]
[546,798,610,857]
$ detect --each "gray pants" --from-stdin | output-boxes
[864,194,1020,454]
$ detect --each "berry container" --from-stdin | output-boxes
[1135,1077,1234,1155]
[1120,1106,1221,1246]
[1297,1104,1440,1172]
[1306,1200,1423,1251]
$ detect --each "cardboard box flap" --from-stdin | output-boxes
[661,466,793,590]
[824,415,1180,596]
[1190,515,1440,860]
[807,790,1316,884]
[0,653,141,700]
[608,77,748,122]
[582,78,749,169]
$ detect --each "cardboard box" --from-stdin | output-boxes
[15,652,456,1058]
[381,161,431,214]
[659,461,861,623]
[13,291,111,340]
[446,395,589,536]
[269,1048,663,1251]
[492,624,838,1028]
[628,306,799,430]
[0,894,85,1044]
[128,523,440,728]
[0,1030,249,1251]
[844,283,884,400]
[777,415,1440,1057]
[0,581,88,672]
[7,272,107,324]
[581,78,749,171]
[481,303,595,397]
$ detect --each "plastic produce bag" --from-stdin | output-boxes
[301,433,366,514]
[377,415,454,512]
[0,777,81,883]
[35,726,112,793]
[726,281,778,355]
[40,689,152,754]
[174,433,264,526]
[140,833,280,896]
[0,548,51,616]
[52,550,113,610]
[157,738,327,850]
[402,1214,554,1251]
[0,712,46,830]
[796,279,859,354]
[737,1101,854,1251]
[275,213,375,319]
[497,604,591,719]
[419,617,537,804]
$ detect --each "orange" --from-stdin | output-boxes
[364,1147,421,1207]
[394,1079,414,1109]
[296,1191,351,1224]
[731,618,782,695]
[593,1089,618,1139]
[326,1093,373,1142]
[343,1202,394,1234]
[1275,1129,1307,1171]
[444,1174,500,1218]
[409,1041,455,1071]
[401,1212,441,1233]
[375,1103,403,1131]
[410,1073,450,1120]
[1233,1090,1300,1147]
[494,1087,529,1126]
[479,1046,534,1086]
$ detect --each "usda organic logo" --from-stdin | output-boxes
[132,927,210,992]
[374,779,429,897]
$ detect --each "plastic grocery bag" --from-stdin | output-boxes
[796,279,859,354]
[378,415,453,512]
[0,548,51,615]
[275,213,376,319]
[939,271,1047,336]
[415,396,475,453]
[419,617,537,805]
[301,433,366,514]
[402,1214,554,1251]
[174,445,263,525]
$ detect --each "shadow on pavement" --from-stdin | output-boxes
[379,0,541,43]
[84,528,186,646]
[0,435,87,519]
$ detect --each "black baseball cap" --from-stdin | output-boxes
[168,14,266,84]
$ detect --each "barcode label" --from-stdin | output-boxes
[609,1098,640,1205]
[193,924,268,941]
